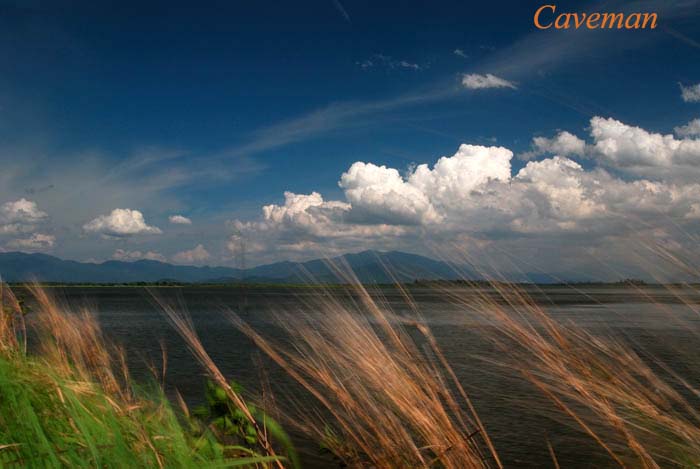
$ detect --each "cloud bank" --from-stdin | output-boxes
[590,117,700,179]
[229,116,700,273]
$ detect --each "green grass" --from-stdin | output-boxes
[0,285,285,468]
[0,354,234,467]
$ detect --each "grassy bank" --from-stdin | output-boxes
[0,285,290,468]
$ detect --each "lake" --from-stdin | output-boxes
[20,285,700,468]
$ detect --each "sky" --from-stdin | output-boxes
[2,0,700,279]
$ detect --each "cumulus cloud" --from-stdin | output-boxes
[112,249,166,262]
[340,162,441,225]
[680,83,700,103]
[228,191,407,263]
[0,198,48,234]
[521,131,587,160]
[461,73,516,90]
[232,144,516,258]
[407,144,512,213]
[511,157,608,232]
[674,118,700,137]
[589,117,700,178]
[6,233,55,251]
[172,244,210,264]
[260,192,350,231]
[229,118,700,272]
[83,209,162,237]
[169,214,192,225]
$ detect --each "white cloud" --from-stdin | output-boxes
[680,83,700,103]
[172,244,210,264]
[112,249,166,262]
[260,192,350,231]
[512,157,605,231]
[232,143,514,260]
[589,116,700,177]
[340,162,442,225]
[244,191,401,241]
[229,191,407,263]
[461,73,516,90]
[7,233,55,251]
[83,209,162,237]
[407,144,513,213]
[0,198,48,234]
[0,199,53,252]
[230,120,700,271]
[169,214,192,225]
[0,198,47,224]
[453,49,468,59]
[674,118,700,137]
[521,131,587,160]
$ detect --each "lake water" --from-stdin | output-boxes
[21,285,700,468]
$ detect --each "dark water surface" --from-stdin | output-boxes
[21,285,700,468]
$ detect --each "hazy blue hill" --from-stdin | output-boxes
[302,250,463,283]
[0,250,467,284]
[243,250,466,283]
[0,252,243,283]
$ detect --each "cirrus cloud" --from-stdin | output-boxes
[461,73,516,90]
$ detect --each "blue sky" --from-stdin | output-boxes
[2,0,700,278]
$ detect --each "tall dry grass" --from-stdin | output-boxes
[157,267,501,468]
[0,282,25,352]
[230,283,501,469]
[435,270,700,468]
[160,251,700,468]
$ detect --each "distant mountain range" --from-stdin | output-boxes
[0,250,476,284]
